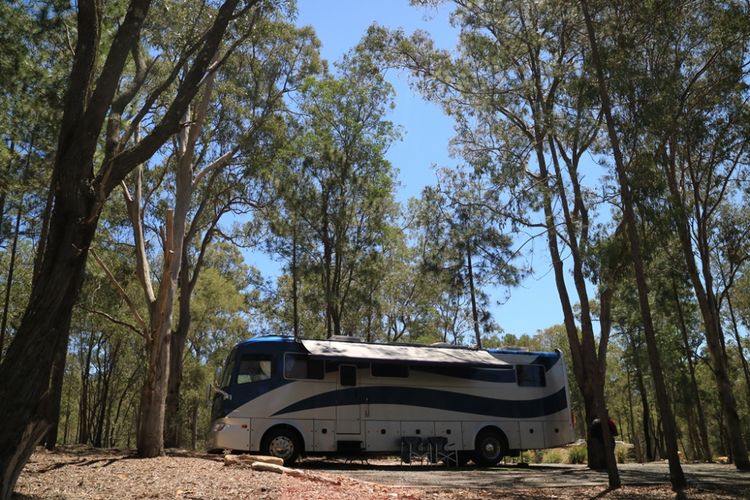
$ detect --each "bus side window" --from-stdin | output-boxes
[285,353,325,380]
[236,354,273,384]
[371,363,408,378]
[340,365,356,386]
[516,364,546,387]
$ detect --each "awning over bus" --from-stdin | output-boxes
[300,340,510,367]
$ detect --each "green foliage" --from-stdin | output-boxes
[567,445,588,464]
[615,444,630,464]
[261,50,400,340]
[541,449,563,464]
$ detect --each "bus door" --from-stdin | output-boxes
[336,364,361,434]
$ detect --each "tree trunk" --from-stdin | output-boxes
[292,222,300,339]
[580,0,686,489]
[625,364,641,462]
[136,196,184,457]
[190,403,199,450]
[673,284,711,461]
[466,245,482,349]
[43,340,68,450]
[0,203,23,361]
[77,334,97,445]
[633,346,655,462]
[0,187,101,499]
[662,141,750,469]
[62,394,71,445]
[137,321,171,457]
[0,139,13,247]
[547,136,617,479]
[165,256,192,449]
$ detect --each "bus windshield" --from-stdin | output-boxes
[218,349,236,388]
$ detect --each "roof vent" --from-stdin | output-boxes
[329,335,363,343]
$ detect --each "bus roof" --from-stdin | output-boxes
[300,339,509,367]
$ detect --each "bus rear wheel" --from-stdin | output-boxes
[473,429,506,467]
[262,427,302,466]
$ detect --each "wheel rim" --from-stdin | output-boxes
[269,435,295,459]
[481,437,501,460]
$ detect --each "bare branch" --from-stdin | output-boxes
[90,248,149,335]
[78,305,144,339]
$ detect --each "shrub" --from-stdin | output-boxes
[524,450,544,463]
[615,444,629,464]
[542,449,563,463]
[567,445,588,464]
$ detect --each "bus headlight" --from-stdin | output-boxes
[212,422,226,433]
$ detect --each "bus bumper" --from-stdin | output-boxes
[207,417,252,452]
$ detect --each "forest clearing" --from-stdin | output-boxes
[2,0,750,498]
[13,447,748,499]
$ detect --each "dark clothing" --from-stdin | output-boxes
[591,417,617,443]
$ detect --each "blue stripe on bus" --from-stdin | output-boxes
[272,385,567,419]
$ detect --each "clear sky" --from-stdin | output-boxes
[268,0,569,337]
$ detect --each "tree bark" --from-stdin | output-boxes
[164,272,190,449]
[579,0,686,490]
[466,245,482,349]
[632,341,655,462]
[673,283,711,461]
[43,340,68,450]
[292,222,300,339]
[0,203,22,361]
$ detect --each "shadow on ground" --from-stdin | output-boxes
[298,459,750,497]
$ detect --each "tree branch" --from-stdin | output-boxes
[90,248,148,335]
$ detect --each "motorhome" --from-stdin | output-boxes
[207,336,574,465]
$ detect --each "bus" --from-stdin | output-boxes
[207,336,574,466]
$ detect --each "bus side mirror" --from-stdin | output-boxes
[210,383,232,401]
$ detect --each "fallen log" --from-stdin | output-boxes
[250,462,286,474]
[223,454,284,467]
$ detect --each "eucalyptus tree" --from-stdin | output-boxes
[580,0,750,471]
[0,0,280,494]
[162,19,322,449]
[376,206,446,344]
[269,56,400,339]
[365,0,621,479]
[92,1,308,457]
[579,0,693,487]
[94,9,320,453]
[652,4,750,469]
[416,169,522,348]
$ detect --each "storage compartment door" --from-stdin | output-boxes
[336,364,361,434]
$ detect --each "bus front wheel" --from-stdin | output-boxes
[262,427,302,466]
[473,429,506,467]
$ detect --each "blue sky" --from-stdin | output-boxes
[269,0,569,337]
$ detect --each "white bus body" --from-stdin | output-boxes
[207,336,574,465]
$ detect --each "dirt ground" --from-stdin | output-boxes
[13,447,749,499]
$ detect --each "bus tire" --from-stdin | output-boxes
[261,426,302,466]
[473,428,506,467]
